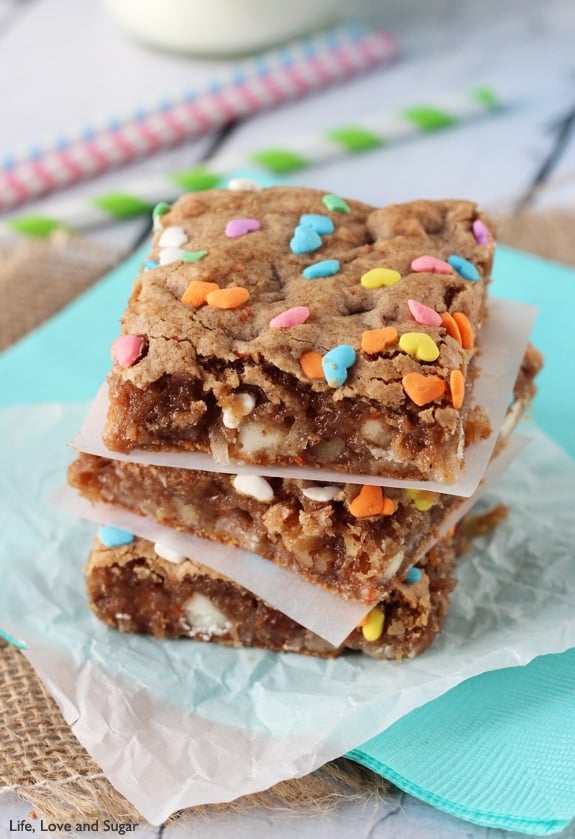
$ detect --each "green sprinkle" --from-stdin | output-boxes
[402,106,455,132]
[8,215,67,238]
[181,250,208,262]
[170,168,222,191]
[152,201,171,219]
[250,148,308,174]
[92,193,152,219]
[326,126,382,153]
[322,194,350,214]
[471,86,499,110]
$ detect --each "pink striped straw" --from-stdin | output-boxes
[0,28,398,213]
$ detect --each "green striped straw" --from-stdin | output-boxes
[1,87,500,240]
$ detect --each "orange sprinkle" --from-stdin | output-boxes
[402,372,446,406]
[206,286,250,310]
[450,369,465,409]
[441,311,462,344]
[361,326,398,354]
[350,485,396,518]
[453,312,474,349]
[300,350,324,379]
[181,280,219,307]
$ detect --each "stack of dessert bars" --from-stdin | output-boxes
[67,185,541,660]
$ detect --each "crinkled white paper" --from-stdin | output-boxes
[72,298,537,498]
[1,402,574,827]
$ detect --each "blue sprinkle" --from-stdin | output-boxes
[2,154,15,170]
[108,116,121,131]
[158,97,173,111]
[133,106,147,121]
[406,567,422,584]
[303,259,340,279]
[55,135,70,151]
[98,525,135,548]
[29,144,43,161]
[144,259,159,270]
[290,224,322,255]
[184,88,197,102]
[82,125,96,141]
[448,254,480,281]
[299,213,335,235]
[322,344,356,387]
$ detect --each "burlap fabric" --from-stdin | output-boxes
[1,208,573,824]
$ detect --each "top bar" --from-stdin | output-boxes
[103,186,494,483]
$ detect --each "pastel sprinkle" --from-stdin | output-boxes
[299,213,334,235]
[143,259,159,270]
[407,299,442,327]
[322,193,350,213]
[300,351,324,379]
[159,226,188,248]
[472,218,491,244]
[399,331,440,362]
[111,334,144,367]
[441,311,462,344]
[302,485,339,502]
[402,372,446,406]
[232,474,274,503]
[448,254,480,281]
[361,326,398,354]
[180,250,208,262]
[290,224,323,254]
[206,286,250,309]
[452,312,474,349]
[411,255,452,274]
[303,259,340,278]
[98,525,134,548]
[405,488,438,512]
[228,177,262,191]
[322,344,356,387]
[360,268,401,288]
[360,607,385,642]
[152,202,170,220]
[225,217,261,238]
[181,280,219,307]
[406,567,422,584]
[450,369,466,408]
[350,485,396,518]
[269,306,310,328]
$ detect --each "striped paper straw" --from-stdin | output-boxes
[1,87,500,240]
[0,25,398,213]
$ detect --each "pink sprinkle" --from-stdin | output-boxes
[472,219,491,245]
[410,255,453,274]
[225,217,261,238]
[269,306,310,329]
[112,335,144,367]
[408,299,442,327]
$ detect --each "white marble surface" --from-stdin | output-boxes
[1,0,575,836]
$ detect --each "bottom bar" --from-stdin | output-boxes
[85,508,505,660]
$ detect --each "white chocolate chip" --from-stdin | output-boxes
[384,550,404,581]
[159,226,188,247]
[232,474,274,503]
[159,247,184,265]
[222,392,256,429]
[228,178,262,192]
[184,593,230,636]
[238,421,288,455]
[302,485,340,502]
[154,542,186,564]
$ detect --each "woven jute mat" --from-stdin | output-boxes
[1,207,573,825]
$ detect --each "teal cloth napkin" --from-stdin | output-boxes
[1,233,574,835]
[347,650,575,836]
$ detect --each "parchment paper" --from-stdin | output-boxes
[1,402,574,826]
